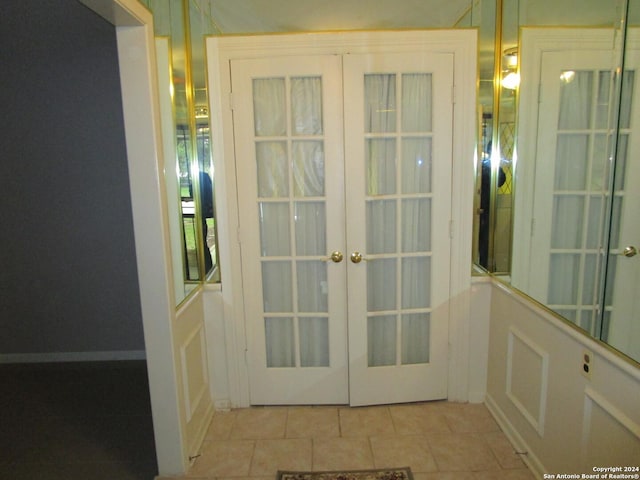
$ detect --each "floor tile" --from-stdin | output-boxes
[230,407,288,439]
[286,407,340,438]
[441,403,500,434]
[312,436,374,471]
[339,406,395,437]
[370,434,438,472]
[426,432,501,472]
[250,438,312,475]
[187,440,255,477]
[415,472,476,480]
[203,410,237,442]
[483,431,525,469]
[389,403,451,434]
[473,469,535,479]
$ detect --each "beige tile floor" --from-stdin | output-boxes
[164,402,534,480]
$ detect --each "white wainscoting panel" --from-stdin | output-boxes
[581,387,640,467]
[180,324,208,422]
[506,327,549,436]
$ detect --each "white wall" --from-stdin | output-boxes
[486,281,640,475]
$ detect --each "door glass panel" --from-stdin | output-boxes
[368,315,397,366]
[299,317,329,367]
[367,258,397,311]
[366,200,396,254]
[256,141,289,197]
[401,199,431,252]
[401,138,432,194]
[253,78,286,136]
[554,135,588,190]
[591,135,608,190]
[259,202,290,256]
[366,139,397,195]
[619,71,635,129]
[295,202,326,255]
[401,73,432,132]
[364,74,396,133]
[614,135,628,190]
[401,313,430,364]
[558,71,592,129]
[265,317,294,367]
[609,196,623,248]
[253,72,332,374]
[262,261,292,312]
[582,254,598,305]
[586,196,603,249]
[364,68,437,372]
[548,254,580,305]
[296,261,328,312]
[543,66,617,334]
[401,257,430,309]
[293,141,325,196]
[551,196,585,248]
[291,77,323,135]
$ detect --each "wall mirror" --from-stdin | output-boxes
[139,0,639,363]
[142,0,221,306]
[485,0,640,364]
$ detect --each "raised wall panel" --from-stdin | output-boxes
[582,387,640,467]
[506,327,549,436]
[180,325,208,421]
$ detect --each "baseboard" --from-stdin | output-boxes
[0,350,146,363]
[468,390,486,403]
[485,392,545,477]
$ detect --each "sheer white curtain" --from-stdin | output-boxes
[257,71,436,369]
[255,76,330,368]
[547,69,633,331]
[364,73,433,366]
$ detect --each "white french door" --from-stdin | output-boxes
[343,53,452,405]
[518,29,640,363]
[233,55,349,404]
[232,50,454,405]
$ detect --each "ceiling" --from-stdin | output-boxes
[208,0,477,33]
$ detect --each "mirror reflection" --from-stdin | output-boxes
[142,0,638,362]
[488,0,639,363]
[143,0,221,305]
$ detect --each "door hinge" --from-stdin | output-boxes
[451,84,456,105]
[236,226,242,244]
[229,92,234,110]
[449,220,454,239]
[531,218,536,237]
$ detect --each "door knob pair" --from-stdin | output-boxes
[325,251,365,263]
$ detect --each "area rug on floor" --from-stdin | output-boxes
[277,468,414,480]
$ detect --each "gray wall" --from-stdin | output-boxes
[0,0,145,355]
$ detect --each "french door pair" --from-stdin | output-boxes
[232,51,454,406]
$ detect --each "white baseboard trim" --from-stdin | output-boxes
[468,390,486,404]
[485,392,545,478]
[0,350,146,364]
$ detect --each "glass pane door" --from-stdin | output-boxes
[344,52,453,406]
[231,55,348,405]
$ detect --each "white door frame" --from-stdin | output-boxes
[79,0,189,474]
[208,30,477,407]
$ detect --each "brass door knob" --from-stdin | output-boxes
[324,251,343,263]
[622,246,638,258]
[350,252,363,264]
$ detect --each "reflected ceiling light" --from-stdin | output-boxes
[502,72,520,90]
[195,106,208,118]
[503,47,518,69]
[501,47,519,90]
[560,70,576,83]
